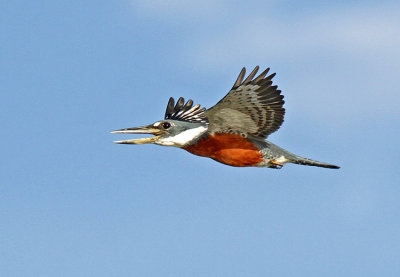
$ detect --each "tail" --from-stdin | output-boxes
[251,139,340,169]
[290,156,340,169]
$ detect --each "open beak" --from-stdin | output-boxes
[110,125,162,144]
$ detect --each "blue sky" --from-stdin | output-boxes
[1,1,400,276]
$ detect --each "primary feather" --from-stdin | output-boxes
[205,66,285,138]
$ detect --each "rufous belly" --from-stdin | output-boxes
[183,133,263,167]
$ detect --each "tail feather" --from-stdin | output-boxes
[291,156,340,169]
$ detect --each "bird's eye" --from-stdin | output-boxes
[162,122,171,129]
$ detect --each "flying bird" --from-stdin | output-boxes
[111,66,339,169]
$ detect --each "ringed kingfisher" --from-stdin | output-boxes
[111,66,339,169]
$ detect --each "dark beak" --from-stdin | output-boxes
[110,125,161,144]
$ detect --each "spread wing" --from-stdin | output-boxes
[205,66,285,138]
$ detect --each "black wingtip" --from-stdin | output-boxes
[266,72,276,81]
[233,66,278,89]
[164,97,208,123]
[165,97,175,118]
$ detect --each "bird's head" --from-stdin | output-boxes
[111,120,208,147]
[111,97,208,147]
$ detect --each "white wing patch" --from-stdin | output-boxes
[157,126,207,147]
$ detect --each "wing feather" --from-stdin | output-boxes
[205,66,285,138]
[233,67,246,88]
[164,98,208,123]
[242,66,259,85]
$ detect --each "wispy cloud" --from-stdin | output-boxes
[132,1,400,68]
[132,2,400,121]
[179,4,400,68]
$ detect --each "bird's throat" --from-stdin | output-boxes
[156,126,208,147]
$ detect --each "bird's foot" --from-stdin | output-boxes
[269,159,284,169]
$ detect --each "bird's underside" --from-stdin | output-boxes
[183,133,339,169]
[111,66,339,169]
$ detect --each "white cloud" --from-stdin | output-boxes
[180,5,400,69]
[175,4,400,121]
[131,2,400,121]
[132,1,400,67]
